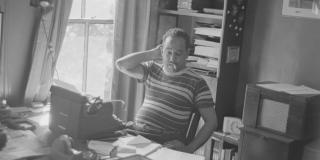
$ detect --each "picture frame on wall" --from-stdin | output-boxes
[282,0,320,19]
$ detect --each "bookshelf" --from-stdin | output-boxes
[211,131,239,160]
[150,1,248,159]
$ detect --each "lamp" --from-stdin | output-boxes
[30,0,53,9]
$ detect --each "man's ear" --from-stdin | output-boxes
[159,45,164,55]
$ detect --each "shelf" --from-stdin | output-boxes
[159,9,224,20]
[212,131,239,146]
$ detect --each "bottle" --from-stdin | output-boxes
[0,99,11,120]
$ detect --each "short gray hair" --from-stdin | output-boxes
[162,28,190,49]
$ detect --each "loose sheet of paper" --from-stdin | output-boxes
[113,135,162,158]
[88,140,115,156]
[147,147,204,160]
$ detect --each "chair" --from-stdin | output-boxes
[185,108,213,157]
[185,109,201,145]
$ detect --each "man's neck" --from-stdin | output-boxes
[162,66,188,76]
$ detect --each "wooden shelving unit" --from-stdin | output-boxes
[151,0,248,159]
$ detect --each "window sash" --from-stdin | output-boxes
[67,19,114,92]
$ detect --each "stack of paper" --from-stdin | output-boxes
[113,135,162,158]
[88,140,115,156]
[194,39,220,48]
[187,56,219,70]
[194,27,222,37]
[194,45,220,59]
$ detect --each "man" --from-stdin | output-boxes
[116,28,217,153]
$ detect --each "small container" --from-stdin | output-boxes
[0,99,11,120]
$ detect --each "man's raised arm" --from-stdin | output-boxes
[115,46,162,79]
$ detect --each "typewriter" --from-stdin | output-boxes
[50,80,126,140]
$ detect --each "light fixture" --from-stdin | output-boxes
[30,0,53,9]
[39,0,51,8]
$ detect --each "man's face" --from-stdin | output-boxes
[161,36,188,73]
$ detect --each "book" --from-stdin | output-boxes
[194,45,220,59]
[211,139,223,160]
[187,56,219,69]
[223,148,234,160]
[194,39,220,47]
[194,27,222,37]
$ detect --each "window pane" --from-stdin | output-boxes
[69,0,82,19]
[85,0,115,19]
[54,24,85,91]
[87,24,114,99]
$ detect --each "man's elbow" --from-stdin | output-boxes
[115,59,126,72]
[211,119,218,131]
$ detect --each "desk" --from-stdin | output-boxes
[0,107,52,160]
[0,107,205,160]
[88,135,205,160]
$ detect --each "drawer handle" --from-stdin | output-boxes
[57,125,66,131]
[59,112,69,117]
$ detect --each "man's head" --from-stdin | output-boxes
[161,28,190,73]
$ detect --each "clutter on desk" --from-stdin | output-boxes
[0,100,41,131]
[0,129,50,160]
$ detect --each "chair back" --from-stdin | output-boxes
[185,109,201,145]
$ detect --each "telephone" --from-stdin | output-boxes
[222,116,243,135]
[50,80,126,140]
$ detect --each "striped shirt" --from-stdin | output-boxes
[135,61,214,142]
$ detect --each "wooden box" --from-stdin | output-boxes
[242,83,320,140]
[238,127,304,160]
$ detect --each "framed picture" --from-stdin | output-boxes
[282,0,320,19]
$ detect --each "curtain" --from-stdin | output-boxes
[24,0,73,105]
[111,0,159,121]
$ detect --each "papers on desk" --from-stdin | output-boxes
[0,129,50,160]
[107,135,204,160]
[114,135,162,157]
[147,147,204,160]
[88,140,114,156]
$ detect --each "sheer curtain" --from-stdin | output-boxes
[24,0,73,105]
[111,0,159,121]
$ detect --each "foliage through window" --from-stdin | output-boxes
[54,0,115,99]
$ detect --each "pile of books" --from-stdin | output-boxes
[211,138,238,160]
[187,22,222,77]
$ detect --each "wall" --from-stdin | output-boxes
[0,0,38,106]
[236,0,320,117]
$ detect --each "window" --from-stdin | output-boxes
[54,0,115,99]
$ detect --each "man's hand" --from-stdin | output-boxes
[151,45,163,62]
[163,140,192,153]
